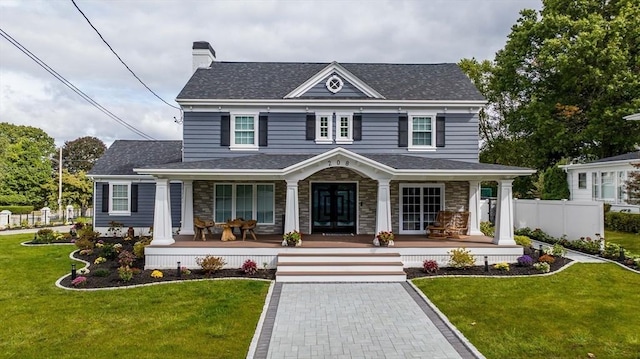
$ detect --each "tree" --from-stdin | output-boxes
[624,162,640,204]
[44,170,93,213]
[59,136,106,174]
[541,165,570,200]
[491,0,640,169]
[0,123,55,207]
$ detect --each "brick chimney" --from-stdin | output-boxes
[192,41,216,73]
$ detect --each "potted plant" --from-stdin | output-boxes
[282,230,302,247]
[376,231,394,247]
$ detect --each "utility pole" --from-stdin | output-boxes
[58,147,62,220]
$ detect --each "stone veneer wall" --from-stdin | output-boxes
[192,180,286,234]
[390,181,469,233]
[298,167,378,235]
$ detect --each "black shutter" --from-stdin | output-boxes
[131,184,138,213]
[436,116,445,147]
[259,115,268,146]
[305,114,315,140]
[101,184,109,212]
[220,114,230,146]
[353,114,362,141]
[398,115,408,147]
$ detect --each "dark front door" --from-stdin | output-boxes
[311,183,357,234]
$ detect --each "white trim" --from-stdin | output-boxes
[408,113,436,150]
[315,112,333,144]
[308,180,359,234]
[212,183,275,225]
[230,113,259,151]
[624,113,640,121]
[178,99,487,110]
[325,75,344,94]
[109,182,131,216]
[284,62,385,99]
[335,113,353,144]
[398,183,445,235]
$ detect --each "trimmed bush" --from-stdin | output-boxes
[605,211,640,233]
[514,235,532,247]
[448,248,475,269]
[0,205,34,214]
[196,255,226,274]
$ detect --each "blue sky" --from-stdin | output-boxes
[0,0,541,147]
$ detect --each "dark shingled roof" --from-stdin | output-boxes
[177,62,484,101]
[588,151,640,164]
[88,140,182,176]
[141,153,528,172]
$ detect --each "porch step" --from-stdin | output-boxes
[276,252,406,282]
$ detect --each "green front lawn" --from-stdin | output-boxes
[605,230,640,253]
[413,264,640,358]
[0,233,270,359]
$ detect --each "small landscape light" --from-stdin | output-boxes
[177,261,181,278]
[539,244,543,255]
[484,256,489,272]
[619,247,625,261]
[71,263,77,280]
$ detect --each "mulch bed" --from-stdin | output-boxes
[405,257,572,279]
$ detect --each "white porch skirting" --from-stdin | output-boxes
[144,246,523,270]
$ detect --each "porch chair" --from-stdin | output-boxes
[427,211,455,239]
[447,211,470,239]
[194,217,215,241]
[241,220,258,241]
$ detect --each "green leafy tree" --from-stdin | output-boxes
[491,0,640,168]
[541,165,570,200]
[44,170,93,213]
[59,136,106,174]
[624,162,640,204]
[0,123,55,207]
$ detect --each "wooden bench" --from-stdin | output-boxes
[427,211,470,239]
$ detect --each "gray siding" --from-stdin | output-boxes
[94,182,182,229]
[299,74,368,98]
[182,111,479,162]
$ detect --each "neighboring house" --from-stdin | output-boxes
[561,151,640,212]
[560,113,640,212]
[89,41,534,270]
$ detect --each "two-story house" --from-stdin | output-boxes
[89,42,533,277]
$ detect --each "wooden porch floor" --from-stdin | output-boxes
[168,233,508,248]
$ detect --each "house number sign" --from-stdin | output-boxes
[326,159,350,167]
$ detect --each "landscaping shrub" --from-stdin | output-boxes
[77,225,100,242]
[99,243,117,260]
[515,227,603,255]
[422,259,439,273]
[602,242,623,259]
[0,205,34,214]
[493,262,510,271]
[514,235,532,247]
[533,262,550,273]
[93,268,110,277]
[517,255,533,266]
[480,221,495,237]
[448,248,475,269]
[196,255,226,274]
[118,250,135,267]
[538,254,556,264]
[241,259,257,275]
[74,237,94,250]
[605,211,640,233]
[551,243,567,257]
[117,266,133,282]
[133,238,152,258]
[33,229,63,243]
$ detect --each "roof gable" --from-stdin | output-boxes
[88,140,182,176]
[284,62,384,99]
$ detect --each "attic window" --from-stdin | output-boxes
[326,75,343,93]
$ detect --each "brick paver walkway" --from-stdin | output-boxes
[256,283,477,359]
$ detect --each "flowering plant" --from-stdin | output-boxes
[376,231,394,244]
[422,259,439,273]
[151,270,163,278]
[533,262,550,273]
[94,256,106,264]
[283,231,302,246]
[242,259,258,275]
[78,267,90,275]
[180,267,191,276]
[71,276,87,287]
[517,255,533,267]
[118,266,133,282]
[493,262,510,271]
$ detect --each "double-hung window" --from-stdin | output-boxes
[409,114,436,150]
[214,183,275,224]
[617,171,626,204]
[592,172,599,199]
[315,113,333,144]
[110,182,130,215]
[578,172,587,189]
[601,172,614,200]
[335,114,353,144]
[231,114,258,150]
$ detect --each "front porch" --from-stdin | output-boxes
[144,233,524,270]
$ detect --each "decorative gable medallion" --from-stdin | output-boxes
[284,61,384,99]
[326,75,344,93]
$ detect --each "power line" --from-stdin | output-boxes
[0,27,156,140]
[70,0,181,110]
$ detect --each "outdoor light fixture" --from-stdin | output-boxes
[484,256,489,272]
[177,261,181,278]
[71,264,77,280]
[619,247,625,261]
[539,244,543,255]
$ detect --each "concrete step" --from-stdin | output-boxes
[276,252,406,282]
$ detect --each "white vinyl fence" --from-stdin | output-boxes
[513,199,604,240]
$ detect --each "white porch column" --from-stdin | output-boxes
[468,180,483,235]
[284,179,300,233]
[375,179,392,235]
[180,180,194,235]
[493,179,516,245]
[151,178,174,245]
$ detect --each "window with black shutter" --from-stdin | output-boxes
[305,114,316,140]
[220,114,230,146]
[436,116,445,147]
[398,115,408,147]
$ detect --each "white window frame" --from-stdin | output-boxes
[578,172,587,189]
[315,112,333,144]
[592,172,599,200]
[600,171,615,201]
[230,113,259,151]
[408,113,436,151]
[617,171,626,204]
[213,183,275,225]
[335,113,353,144]
[109,182,131,216]
[398,183,445,235]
